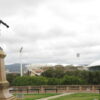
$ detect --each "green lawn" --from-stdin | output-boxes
[50,93,100,100]
[15,93,59,100]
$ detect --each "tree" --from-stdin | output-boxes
[61,75,86,85]
[12,76,47,86]
[6,73,19,86]
[47,78,61,85]
[41,67,65,78]
[41,68,56,78]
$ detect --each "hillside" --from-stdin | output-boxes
[5,63,27,73]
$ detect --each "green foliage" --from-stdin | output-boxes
[11,68,100,86]
[41,67,65,78]
[61,75,86,85]
[12,75,86,86]
[47,78,61,85]
[12,76,47,86]
[6,73,19,86]
[42,68,100,85]
[41,68,55,78]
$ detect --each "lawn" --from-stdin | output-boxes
[50,93,100,100]
[15,93,59,100]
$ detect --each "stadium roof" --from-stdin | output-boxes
[88,60,100,67]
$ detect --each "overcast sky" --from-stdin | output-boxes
[0,0,100,65]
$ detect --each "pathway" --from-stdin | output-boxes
[36,93,74,100]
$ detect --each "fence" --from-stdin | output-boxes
[10,85,100,93]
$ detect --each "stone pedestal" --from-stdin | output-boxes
[0,48,16,100]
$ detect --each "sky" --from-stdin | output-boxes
[0,0,100,65]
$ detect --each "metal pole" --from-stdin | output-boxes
[20,52,23,76]
[20,47,23,76]
[76,53,80,65]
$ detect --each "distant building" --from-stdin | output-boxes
[77,66,88,71]
[87,60,100,71]
[26,64,45,76]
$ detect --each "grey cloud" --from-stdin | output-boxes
[69,0,91,2]
[1,0,100,65]
[0,0,45,17]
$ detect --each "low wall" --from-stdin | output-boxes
[10,85,100,93]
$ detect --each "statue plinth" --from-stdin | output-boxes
[0,48,16,100]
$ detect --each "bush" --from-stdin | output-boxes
[61,75,86,85]
[12,76,47,86]
[47,78,61,85]
[6,73,19,86]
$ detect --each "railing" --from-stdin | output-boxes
[10,85,100,93]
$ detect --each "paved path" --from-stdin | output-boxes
[36,93,74,100]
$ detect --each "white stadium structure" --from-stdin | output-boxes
[87,60,100,71]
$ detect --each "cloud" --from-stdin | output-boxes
[0,0,45,17]
[0,0,100,65]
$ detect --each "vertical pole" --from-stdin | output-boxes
[20,52,23,76]
[76,53,80,65]
[20,47,23,77]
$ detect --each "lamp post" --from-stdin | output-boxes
[76,53,80,65]
[19,47,23,76]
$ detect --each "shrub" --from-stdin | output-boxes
[61,75,86,85]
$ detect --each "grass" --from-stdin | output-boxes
[50,93,100,100]
[15,93,60,100]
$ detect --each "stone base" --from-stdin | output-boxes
[0,87,16,100]
[0,96,16,100]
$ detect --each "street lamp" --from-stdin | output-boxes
[76,53,80,65]
[20,46,23,76]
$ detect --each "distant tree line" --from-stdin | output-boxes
[11,75,85,86]
[41,68,100,85]
[7,67,100,86]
